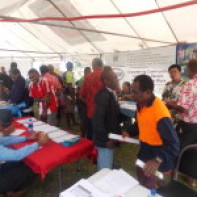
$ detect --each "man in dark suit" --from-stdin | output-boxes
[9,68,26,105]
[93,69,120,170]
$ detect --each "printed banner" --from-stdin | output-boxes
[102,46,176,97]
[176,43,197,79]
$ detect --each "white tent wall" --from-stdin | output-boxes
[0,0,27,14]
[0,0,196,93]
[32,54,99,80]
[66,54,99,79]
[0,0,196,57]
[102,45,176,97]
[0,54,98,81]
[158,0,197,43]
[0,58,33,78]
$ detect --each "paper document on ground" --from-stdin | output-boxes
[135,159,163,179]
[10,129,25,136]
[93,169,138,195]
[109,133,139,144]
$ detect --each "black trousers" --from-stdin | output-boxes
[87,118,93,140]
[0,162,36,193]
[177,120,197,149]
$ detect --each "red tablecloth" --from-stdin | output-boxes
[12,118,96,179]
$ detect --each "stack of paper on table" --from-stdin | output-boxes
[51,134,79,143]
[47,130,68,138]
[16,117,78,144]
[33,124,78,143]
[119,102,137,111]
[16,117,37,124]
[10,129,26,136]
[109,133,139,145]
[23,121,44,128]
[33,124,58,133]
[31,121,44,126]
[93,169,138,195]
[48,130,78,143]
[121,104,136,111]
[59,169,139,197]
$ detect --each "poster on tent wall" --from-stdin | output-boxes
[176,43,197,79]
[102,46,176,97]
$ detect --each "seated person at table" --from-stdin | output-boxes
[0,132,48,197]
[93,69,120,170]
[0,80,10,101]
[0,68,13,91]
[0,122,15,137]
[0,109,14,136]
[122,75,179,189]
[118,81,133,101]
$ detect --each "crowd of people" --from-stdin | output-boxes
[0,58,197,196]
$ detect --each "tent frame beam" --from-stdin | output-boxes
[0,56,59,59]
[0,16,175,45]
[19,23,62,57]
[155,0,179,43]
[109,0,148,48]
[4,39,33,60]
[48,0,102,54]
[0,47,99,56]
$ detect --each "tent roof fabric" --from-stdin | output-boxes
[0,0,196,59]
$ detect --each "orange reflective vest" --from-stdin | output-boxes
[137,97,171,146]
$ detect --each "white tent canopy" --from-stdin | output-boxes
[0,0,196,60]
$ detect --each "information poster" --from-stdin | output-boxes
[102,46,176,97]
[176,43,197,79]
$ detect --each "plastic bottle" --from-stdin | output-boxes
[28,118,34,134]
[148,189,158,197]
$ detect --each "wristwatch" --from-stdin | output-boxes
[155,157,163,164]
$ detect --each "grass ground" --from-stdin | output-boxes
[26,144,139,197]
[25,116,139,197]
[24,115,197,197]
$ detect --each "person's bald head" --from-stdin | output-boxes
[92,58,103,70]
[101,69,118,90]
